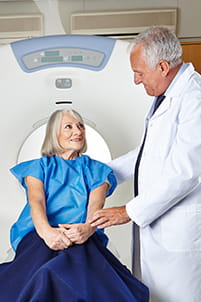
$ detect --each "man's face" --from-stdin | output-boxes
[130,44,164,97]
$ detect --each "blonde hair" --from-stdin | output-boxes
[41,109,87,156]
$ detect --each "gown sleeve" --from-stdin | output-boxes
[83,156,117,197]
[10,158,44,188]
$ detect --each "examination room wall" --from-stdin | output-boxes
[0,0,201,270]
[0,0,201,40]
[57,0,201,39]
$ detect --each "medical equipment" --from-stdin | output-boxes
[0,34,148,266]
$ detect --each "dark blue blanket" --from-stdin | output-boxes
[0,231,149,302]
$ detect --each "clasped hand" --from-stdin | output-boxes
[43,223,95,251]
[59,222,95,245]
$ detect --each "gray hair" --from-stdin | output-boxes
[41,109,87,157]
[131,26,182,69]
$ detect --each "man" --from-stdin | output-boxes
[90,27,201,302]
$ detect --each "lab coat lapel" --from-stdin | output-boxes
[150,63,195,119]
[151,97,171,118]
[145,97,171,120]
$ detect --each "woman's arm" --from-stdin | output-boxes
[26,176,72,250]
[86,182,109,222]
[59,182,109,244]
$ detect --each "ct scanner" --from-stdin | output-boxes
[0,34,149,267]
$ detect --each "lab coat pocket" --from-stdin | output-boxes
[160,204,201,252]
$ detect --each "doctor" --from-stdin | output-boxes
[90,26,201,302]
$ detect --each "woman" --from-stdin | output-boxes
[0,109,149,302]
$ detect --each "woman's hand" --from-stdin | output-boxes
[25,176,72,251]
[42,226,72,250]
[58,183,110,244]
[59,223,95,244]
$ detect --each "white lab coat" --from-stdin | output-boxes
[109,63,201,302]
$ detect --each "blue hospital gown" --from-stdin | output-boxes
[10,154,117,251]
[0,154,149,302]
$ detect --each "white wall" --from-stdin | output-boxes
[58,0,201,39]
[0,0,201,39]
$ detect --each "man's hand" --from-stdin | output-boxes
[89,206,131,229]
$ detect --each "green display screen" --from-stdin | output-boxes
[71,55,83,62]
[41,56,63,63]
[45,50,60,57]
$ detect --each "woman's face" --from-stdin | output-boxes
[58,112,85,159]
